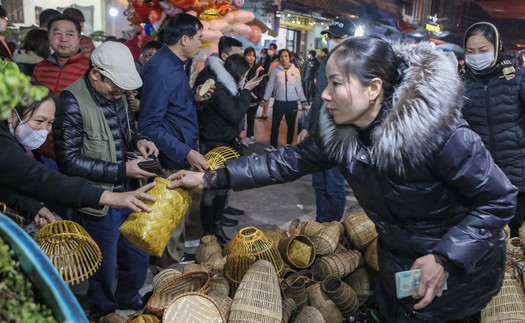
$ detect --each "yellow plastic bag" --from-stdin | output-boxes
[120,177,191,257]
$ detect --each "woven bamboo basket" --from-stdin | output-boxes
[330,221,345,237]
[35,220,102,285]
[481,272,525,322]
[305,282,344,323]
[293,306,326,323]
[278,235,316,269]
[519,223,525,244]
[152,268,182,291]
[321,277,359,316]
[207,292,233,321]
[313,223,341,256]
[265,225,287,245]
[504,225,511,241]
[126,312,160,323]
[280,264,297,280]
[204,253,227,274]
[507,237,525,260]
[162,292,225,323]
[288,219,306,234]
[343,268,371,306]
[120,177,191,257]
[204,146,240,170]
[281,298,297,323]
[225,227,284,286]
[196,235,223,264]
[342,210,378,249]
[312,250,362,280]
[183,263,211,274]
[229,259,282,323]
[282,274,309,311]
[302,221,325,237]
[147,271,211,316]
[209,274,230,297]
[365,238,380,271]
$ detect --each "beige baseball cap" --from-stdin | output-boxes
[91,41,142,91]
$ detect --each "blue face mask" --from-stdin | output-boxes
[10,111,49,150]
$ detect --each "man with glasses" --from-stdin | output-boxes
[32,14,90,163]
[297,16,355,223]
[53,41,159,320]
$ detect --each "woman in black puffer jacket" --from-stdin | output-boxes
[461,22,525,236]
[197,54,262,244]
[169,37,516,322]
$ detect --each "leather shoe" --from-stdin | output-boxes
[221,216,239,226]
[224,206,244,216]
[118,300,144,311]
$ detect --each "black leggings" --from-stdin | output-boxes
[270,100,298,148]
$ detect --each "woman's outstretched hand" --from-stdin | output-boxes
[167,170,206,191]
[100,182,157,212]
[411,254,449,310]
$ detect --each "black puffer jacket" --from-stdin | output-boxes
[198,56,252,146]
[0,122,104,214]
[54,74,146,192]
[220,43,517,321]
[462,66,525,191]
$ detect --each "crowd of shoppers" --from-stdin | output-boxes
[4,5,525,322]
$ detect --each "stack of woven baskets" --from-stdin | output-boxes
[479,224,525,322]
[145,209,379,322]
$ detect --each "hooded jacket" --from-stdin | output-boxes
[263,63,306,103]
[461,22,525,192]
[12,49,44,76]
[220,42,517,321]
[197,55,252,147]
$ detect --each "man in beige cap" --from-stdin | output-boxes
[53,41,159,320]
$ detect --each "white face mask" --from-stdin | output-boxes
[268,50,275,57]
[328,40,339,53]
[10,113,49,150]
[465,51,494,71]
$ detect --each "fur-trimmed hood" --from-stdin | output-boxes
[318,42,463,175]
[12,49,44,65]
[207,55,239,96]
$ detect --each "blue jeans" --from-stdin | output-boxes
[81,208,149,319]
[311,166,346,222]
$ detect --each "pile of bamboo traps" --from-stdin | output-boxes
[147,210,381,322]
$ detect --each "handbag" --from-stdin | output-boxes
[119,177,191,256]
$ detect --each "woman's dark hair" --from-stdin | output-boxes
[260,48,267,55]
[277,49,290,59]
[244,46,256,57]
[21,29,49,59]
[47,14,81,36]
[224,54,250,83]
[329,36,399,99]
[464,23,497,50]
[163,13,203,46]
[13,85,53,126]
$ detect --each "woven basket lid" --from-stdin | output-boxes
[147,271,211,316]
[163,292,225,323]
[34,220,102,285]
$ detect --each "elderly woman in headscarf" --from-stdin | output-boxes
[461,22,525,237]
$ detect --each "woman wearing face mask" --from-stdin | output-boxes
[461,22,525,237]
[1,92,157,228]
[197,54,263,244]
[168,36,516,322]
[262,49,307,152]
[242,47,266,146]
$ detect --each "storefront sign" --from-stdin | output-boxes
[280,13,314,31]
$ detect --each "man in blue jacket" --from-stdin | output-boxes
[139,13,211,270]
